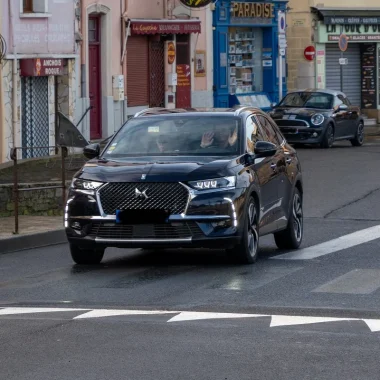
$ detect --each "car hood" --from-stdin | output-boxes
[76,156,241,183]
[270,107,330,119]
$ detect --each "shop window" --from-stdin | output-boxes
[21,0,49,15]
[228,27,263,95]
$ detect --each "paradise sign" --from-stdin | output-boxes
[179,0,213,8]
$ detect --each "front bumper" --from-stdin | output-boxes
[277,125,325,144]
[65,186,246,249]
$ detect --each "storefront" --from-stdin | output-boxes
[213,1,288,108]
[313,8,380,119]
[125,19,201,115]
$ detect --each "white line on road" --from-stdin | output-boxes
[1,307,380,332]
[272,225,380,260]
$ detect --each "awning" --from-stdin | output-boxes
[312,7,380,24]
[129,19,201,35]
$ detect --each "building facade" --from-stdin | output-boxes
[124,0,213,116]
[286,0,380,121]
[212,0,288,108]
[0,0,76,163]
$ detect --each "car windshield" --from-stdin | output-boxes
[278,92,333,109]
[102,116,241,157]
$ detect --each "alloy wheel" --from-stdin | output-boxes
[327,125,334,147]
[292,193,303,243]
[247,202,259,258]
[357,123,364,144]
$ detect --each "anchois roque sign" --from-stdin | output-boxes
[179,0,213,8]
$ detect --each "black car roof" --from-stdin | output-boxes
[133,106,265,118]
[287,88,344,97]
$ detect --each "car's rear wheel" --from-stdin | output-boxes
[320,124,334,148]
[70,245,105,265]
[274,188,303,250]
[350,122,364,147]
[227,197,259,264]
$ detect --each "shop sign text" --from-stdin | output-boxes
[231,2,274,18]
[326,24,380,34]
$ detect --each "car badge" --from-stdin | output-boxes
[135,188,149,200]
[141,174,146,180]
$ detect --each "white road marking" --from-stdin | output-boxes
[1,307,380,332]
[272,225,380,260]
[167,312,266,322]
[74,309,177,319]
[0,307,89,315]
[270,315,352,327]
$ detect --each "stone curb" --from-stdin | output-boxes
[0,229,67,254]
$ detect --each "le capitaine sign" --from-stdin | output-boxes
[179,0,213,8]
[20,58,65,77]
[168,42,176,64]
[231,2,275,18]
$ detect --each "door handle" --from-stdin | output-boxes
[270,163,277,170]
[286,157,292,164]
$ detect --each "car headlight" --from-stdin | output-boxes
[311,113,324,125]
[188,176,236,190]
[71,179,104,191]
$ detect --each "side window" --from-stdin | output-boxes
[334,96,344,107]
[256,115,282,146]
[245,116,265,153]
[343,97,350,106]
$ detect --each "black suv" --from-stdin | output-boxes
[66,107,303,265]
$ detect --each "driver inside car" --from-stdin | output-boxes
[200,124,238,150]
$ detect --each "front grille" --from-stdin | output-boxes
[274,119,309,127]
[89,222,204,239]
[98,182,189,215]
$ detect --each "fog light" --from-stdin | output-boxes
[71,222,82,230]
[312,132,318,137]
[212,220,230,228]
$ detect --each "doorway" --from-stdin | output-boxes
[88,15,102,139]
[176,34,191,108]
[149,38,165,108]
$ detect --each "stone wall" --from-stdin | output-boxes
[0,181,71,217]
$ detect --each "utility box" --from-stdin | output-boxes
[112,75,125,101]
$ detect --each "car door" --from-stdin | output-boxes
[344,96,360,136]
[244,114,278,235]
[333,95,351,137]
[257,114,289,229]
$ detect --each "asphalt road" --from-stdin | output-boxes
[2,139,380,379]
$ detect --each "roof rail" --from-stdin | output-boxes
[134,108,167,117]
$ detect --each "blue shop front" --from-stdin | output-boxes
[213,1,288,110]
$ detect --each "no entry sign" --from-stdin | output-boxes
[304,46,316,61]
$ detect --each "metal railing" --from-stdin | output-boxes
[10,145,68,235]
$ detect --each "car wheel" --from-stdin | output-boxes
[227,197,259,264]
[70,244,105,265]
[320,124,334,149]
[274,188,303,250]
[350,122,364,147]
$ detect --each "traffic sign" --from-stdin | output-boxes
[279,48,286,56]
[303,46,316,61]
[339,33,348,52]
[339,58,348,65]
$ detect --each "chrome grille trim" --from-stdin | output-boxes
[275,119,310,127]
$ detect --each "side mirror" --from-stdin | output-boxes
[338,104,348,111]
[270,102,277,108]
[254,141,277,158]
[83,143,100,160]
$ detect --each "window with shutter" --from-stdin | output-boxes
[22,0,48,14]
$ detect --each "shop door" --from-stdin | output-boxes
[176,35,191,108]
[149,39,165,107]
[21,77,49,159]
[325,44,361,106]
[89,16,102,139]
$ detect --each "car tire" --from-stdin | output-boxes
[70,244,105,265]
[350,122,364,147]
[320,124,334,149]
[274,188,303,250]
[227,197,259,264]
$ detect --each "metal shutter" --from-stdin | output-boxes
[127,36,149,106]
[325,44,361,106]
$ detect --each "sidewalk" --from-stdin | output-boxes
[0,215,66,254]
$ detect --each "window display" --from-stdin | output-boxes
[228,27,263,95]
